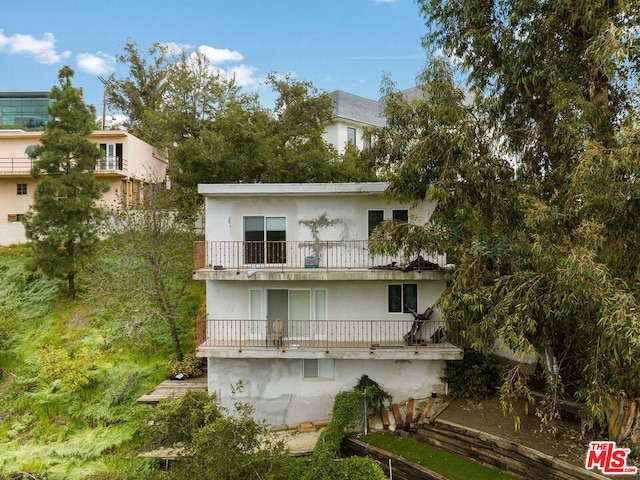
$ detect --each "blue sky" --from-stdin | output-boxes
[1,0,429,116]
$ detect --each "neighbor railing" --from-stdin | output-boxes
[0,156,128,175]
[193,240,446,272]
[196,317,461,353]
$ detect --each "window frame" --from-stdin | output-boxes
[303,358,334,379]
[16,183,27,195]
[243,215,287,264]
[388,283,418,314]
[347,126,357,145]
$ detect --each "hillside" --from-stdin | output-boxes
[0,245,202,479]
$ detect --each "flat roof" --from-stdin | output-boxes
[198,182,389,196]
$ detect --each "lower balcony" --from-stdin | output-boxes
[196,318,463,360]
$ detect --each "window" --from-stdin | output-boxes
[303,359,334,379]
[392,209,408,223]
[388,284,418,313]
[368,210,384,237]
[16,183,27,195]
[244,216,286,264]
[347,127,356,145]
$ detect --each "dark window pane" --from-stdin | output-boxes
[392,209,408,223]
[388,284,402,313]
[368,210,384,237]
[403,284,418,313]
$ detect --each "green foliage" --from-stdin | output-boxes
[442,350,506,400]
[145,390,219,446]
[36,345,92,391]
[354,375,392,414]
[368,0,640,440]
[22,66,108,300]
[166,354,203,379]
[81,186,199,360]
[283,389,386,480]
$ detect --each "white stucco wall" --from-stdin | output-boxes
[207,356,446,426]
[206,279,445,324]
[202,183,435,243]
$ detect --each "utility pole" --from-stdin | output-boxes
[98,76,107,130]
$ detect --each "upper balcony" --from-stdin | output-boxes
[0,156,129,176]
[193,240,447,281]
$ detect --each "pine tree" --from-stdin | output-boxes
[23,66,108,300]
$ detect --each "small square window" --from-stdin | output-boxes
[388,284,418,313]
[392,209,408,223]
[17,183,27,195]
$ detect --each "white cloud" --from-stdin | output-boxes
[225,64,263,89]
[198,45,243,64]
[159,42,192,56]
[76,52,115,75]
[0,30,70,64]
[375,0,398,3]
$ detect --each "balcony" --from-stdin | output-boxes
[193,241,446,281]
[196,318,463,360]
[0,156,128,176]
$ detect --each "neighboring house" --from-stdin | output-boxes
[193,182,462,426]
[323,90,385,154]
[0,92,51,130]
[0,129,168,245]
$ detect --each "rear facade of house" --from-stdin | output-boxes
[194,182,462,426]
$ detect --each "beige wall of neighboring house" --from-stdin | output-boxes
[0,129,167,245]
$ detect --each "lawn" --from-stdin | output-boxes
[361,433,519,480]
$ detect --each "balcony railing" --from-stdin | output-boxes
[196,318,461,353]
[194,240,446,272]
[0,157,128,175]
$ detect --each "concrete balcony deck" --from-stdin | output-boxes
[195,318,463,360]
[193,241,447,281]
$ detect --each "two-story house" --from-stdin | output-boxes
[323,90,385,154]
[0,129,168,245]
[193,182,462,426]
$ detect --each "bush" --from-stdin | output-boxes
[167,354,203,379]
[353,374,392,414]
[442,349,506,400]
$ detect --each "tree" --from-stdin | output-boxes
[82,185,198,361]
[23,66,108,301]
[369,0,640,443]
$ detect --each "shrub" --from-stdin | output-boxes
[353,374,392,414]
[442,349,506,400]
[167,354,203,379]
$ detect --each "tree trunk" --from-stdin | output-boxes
[607,397,639,444]
[68,272,75,301]
[168,314,183,361]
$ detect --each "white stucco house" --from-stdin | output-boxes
[193,182,462,426]
[323,91,385,154]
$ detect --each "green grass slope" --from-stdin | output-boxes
[0,245,202,479]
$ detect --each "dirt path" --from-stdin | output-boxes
[435,396,590,468]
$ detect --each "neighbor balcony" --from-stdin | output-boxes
[0,156,128,175]
[195,317,463,360]
[193,240,447,281]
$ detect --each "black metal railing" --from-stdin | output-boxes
[194,240,445,272]
[196,317,461,353]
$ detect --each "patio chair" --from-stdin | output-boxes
[266,318,284,348]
